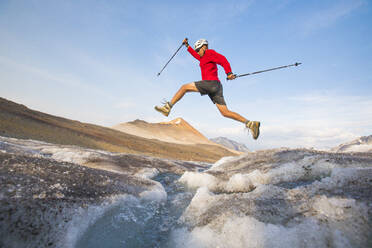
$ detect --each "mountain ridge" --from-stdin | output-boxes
[113,117,215,145]
[0,97,237,162]
[331,135,372,153]
[210,136,249,152]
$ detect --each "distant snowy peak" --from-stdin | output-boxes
[210,137,249,152]
[332,135,372,153]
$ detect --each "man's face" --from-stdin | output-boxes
[196,45,207,57]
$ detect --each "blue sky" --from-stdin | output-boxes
[1,0,371,150]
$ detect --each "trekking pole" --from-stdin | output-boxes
[157,38,188,76]
[227,62,302,80]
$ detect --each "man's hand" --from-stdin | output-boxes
[182,38,189,47]
[227,73,236,80]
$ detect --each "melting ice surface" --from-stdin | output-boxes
[1,137,372,248]
[175,149,372,248]
[75,173,194,248]
[74,149,372,248]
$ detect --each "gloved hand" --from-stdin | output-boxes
[182,38,189,47]
[227,73,236,80]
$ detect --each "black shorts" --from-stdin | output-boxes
[194,80,226,105]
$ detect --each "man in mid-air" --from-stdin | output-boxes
[155,38,260,140]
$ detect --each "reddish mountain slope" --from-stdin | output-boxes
[112,118,216,145]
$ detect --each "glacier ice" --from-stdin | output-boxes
[1,137,372,248]
[175,148,372,247]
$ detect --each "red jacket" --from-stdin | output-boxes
[187,46,232,81]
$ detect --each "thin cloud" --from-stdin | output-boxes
[288,94,332,104]
[301,0,365,35]
[0,56,113,99]
[207,92,372,150]
[259,124,358,149]
[114,100,135,110]
[287,93,372,119]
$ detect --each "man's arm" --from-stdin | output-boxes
[183,38,201,61]
[212,50,236,80]
[212,50,232,75]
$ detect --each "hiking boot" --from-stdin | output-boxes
[246,121,260,140]
[155,101,172,117]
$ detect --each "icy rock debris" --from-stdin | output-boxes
[175,148,372,247]
[0,136,205,248]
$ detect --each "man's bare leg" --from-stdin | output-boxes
[216,104,261,140]
[170,82,199,106]
[155,82,198,117]
[216,104,248,123]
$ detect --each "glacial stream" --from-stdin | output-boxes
[75,173,194,248]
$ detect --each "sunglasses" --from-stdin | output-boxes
[195,47,201,52]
